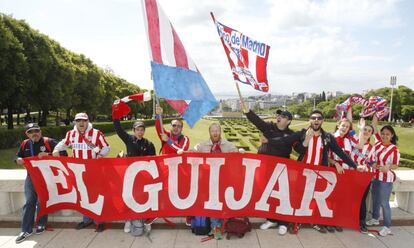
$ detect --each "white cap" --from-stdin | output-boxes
[74,113,89,121]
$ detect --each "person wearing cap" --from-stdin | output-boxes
[268,110,358,234]
[15,123,67,243]
[52,112,110,232]
[241,102,300,235]
[112,117,155,235]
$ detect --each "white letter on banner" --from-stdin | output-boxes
[165,156,201,209]
[67,163,104,215]
[31,160,77,207]
[123,160,162,212]
[225,158,260,210]
[204,158,225,210]
[295,169,337,217]
[255,163,293,215]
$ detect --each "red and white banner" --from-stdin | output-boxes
[24,153,372,229]
[211,13,270,92]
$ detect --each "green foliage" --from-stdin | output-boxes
[0,14,154,129]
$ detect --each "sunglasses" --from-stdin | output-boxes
[172,124,182,128]
[75,119,88,122]
[27,129,40,134]
[310,116,324,121]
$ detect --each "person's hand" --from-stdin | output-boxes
[155,104,163,115]
[161,133,169,142]
[335,163,345,174]
[379,166,389,173]
[305,128,314,138]
[260,136,268,144]
[238,148,245,153]
[52,150,60,157]
[357,165,366,172]
[16,158,25,166]
[97,154,103,158]
[38,152,49,159]
[177,149,184,155]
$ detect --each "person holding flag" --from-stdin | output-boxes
[112,92,156,236]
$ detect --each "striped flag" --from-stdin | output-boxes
[142,0,217,127]
[211,13,270,92]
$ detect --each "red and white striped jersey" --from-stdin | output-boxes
[155,118,190,154]
[349,140,376,171]
[331,131,357,169]
[55,123,110,159]
[374,133,400,182]
[303,135,323,166]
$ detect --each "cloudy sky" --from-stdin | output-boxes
[1,0,414,97]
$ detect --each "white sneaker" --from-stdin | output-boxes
[124,221,131,233]
[144,223,151,233]
[278,225,288,235]
[260,220,278,230]
[378,226,391,237]
[366,219,380,226]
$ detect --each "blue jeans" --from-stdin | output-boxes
[372,179,393,228]
[22,176,48,233]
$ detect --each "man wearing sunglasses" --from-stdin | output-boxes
[52,112,110,232]
[241,102,301,235]
[148,105,191,226]
[155,105,190,155]
[268,110,357,234]
[15,123,67,243]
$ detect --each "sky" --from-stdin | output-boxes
[1,0,414,98]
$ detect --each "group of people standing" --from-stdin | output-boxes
[241,100,400,237]
[14,101,399,243]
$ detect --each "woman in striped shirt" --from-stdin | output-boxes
[351,118,376,234]
[366,115,400,237]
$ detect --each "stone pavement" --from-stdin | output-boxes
[1,226,414,248]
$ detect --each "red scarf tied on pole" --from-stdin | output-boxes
[112,92,151,119]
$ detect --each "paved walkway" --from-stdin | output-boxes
[1,226,414,248]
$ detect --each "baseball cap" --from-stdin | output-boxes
[279,111,293,120]
[74,113,89,121]
[133,121,145,129]
[25,123,40,132]
[274,109,282,115]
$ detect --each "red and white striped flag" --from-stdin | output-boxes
[211,13,270,92]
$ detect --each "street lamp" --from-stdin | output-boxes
[388,76,397,122]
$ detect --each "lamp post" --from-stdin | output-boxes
[388,76,397,122]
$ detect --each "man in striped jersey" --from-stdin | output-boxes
[52,112,110,232]
[269,110,357,233]
[146,105,190,227]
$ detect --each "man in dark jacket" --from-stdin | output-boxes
[15,123,67,243]
[268,110,357,233]
[113,119,156,236]
[243,104,302,235]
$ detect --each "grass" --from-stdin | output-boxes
[1,118,413,170]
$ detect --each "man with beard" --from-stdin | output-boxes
[268,110,357,233]
[242,103,303,235]
[194,123,239,239]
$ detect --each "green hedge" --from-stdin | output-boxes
[400,158,414,169]
[0,119,174,150]
[401,153,414,161]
